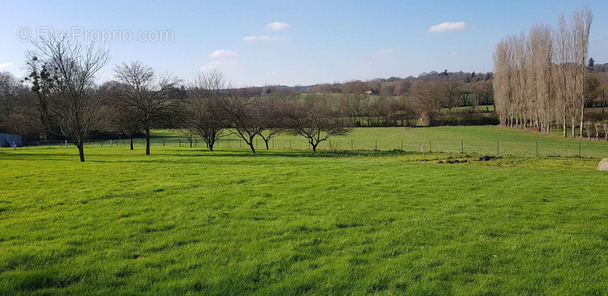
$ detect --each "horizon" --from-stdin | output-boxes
[1,0,607,87]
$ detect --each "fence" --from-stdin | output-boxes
[22,135,608,159]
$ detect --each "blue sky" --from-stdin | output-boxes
[1,0,607,86]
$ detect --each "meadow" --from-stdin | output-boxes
[1,126,608,295]
[148,126,608,158]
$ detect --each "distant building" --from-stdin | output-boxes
[0,133,22,147]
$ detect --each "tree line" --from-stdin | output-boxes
[493,6,601,138]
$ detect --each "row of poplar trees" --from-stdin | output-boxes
[493,6,593,137]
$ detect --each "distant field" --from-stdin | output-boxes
[1,145,608,294]
[145,126,608,159]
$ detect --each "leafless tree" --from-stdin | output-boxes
[493,6,593,137]
[285,94,350,151]
[0,72,24,132]
[182,68,228,151]
[256,96,287,150]
[411,81,444,125]
[26,38,109,162]
[98,81,142,150]
[221,89,264,153]
[113,61,179,155]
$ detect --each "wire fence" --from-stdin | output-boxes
[19,135,608,159]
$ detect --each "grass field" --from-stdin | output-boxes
[2,127,608,295]
[146,126,608,159]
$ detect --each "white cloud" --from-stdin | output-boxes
[266,72,277,77]
[200,60,237,72]
[210,49,237,59]
[243,35,281,41]
[0,62,13,68]
[375,49,395,55]
[429,22,466,33]
[266,22,290,31]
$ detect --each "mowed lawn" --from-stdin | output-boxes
[1,139,608,294]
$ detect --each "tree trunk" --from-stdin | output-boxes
[311,142,318,152]
[264,140,270,150]
[78,142,85,162]
[145,127,150,155]
[129,135,134,150]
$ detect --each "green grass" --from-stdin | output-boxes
[142,126,608,159]
[1,138,608,295]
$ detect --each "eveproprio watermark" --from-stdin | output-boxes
[16,26,175,44]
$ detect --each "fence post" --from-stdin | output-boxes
[461,139,463,154]
[375,139,378,151]
[179,139,181,147]
[289,138,292,150]
[401,139,403,151]
[194,138,197,147]
[351,138,354,150]
[429,139,432,153]
[110,140,113,147]
[272,138,275,149]
[329,139,332,150]
[497,140,500,156]
[65,140,68,149]
[578,142,581,158]
[163,139,165,146]
[12,141,16,150]
[536,141,539,157]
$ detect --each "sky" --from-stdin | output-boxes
[1,0,607,87]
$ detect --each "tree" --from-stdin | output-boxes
[27,38,109,162]
[182,68,228,152]
[411,81,444,126]
[113,61,179,155]
[99,81,142,150]
[441,80,462,111]
[0,72,25,133]
[589,57,595,69]
[256,96,287,150]
[493,6,593,137]
[221,89,264,153]
[285,94,350,152]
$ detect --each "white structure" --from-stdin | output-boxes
[599,158,608,171]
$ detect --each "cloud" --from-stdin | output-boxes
[0,62,13,68]
[375,49,395,56]
[266,22,290,31]
[243,35,281,41]
[266,72,277,78]
[200,60,237,72]
[210,49,237,59]
[429,22,466,33]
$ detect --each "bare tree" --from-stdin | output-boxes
[0,72,25,132]
[113,61,179,155]
[182,68,228,151]
[572,7,593,138]
[256,96,287,149]
[411,81,444,126]
[98,81,142,150]
[493,6,593,137]
[285,94,350,152]
[26,38,109,162]
[221,89,264,153]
